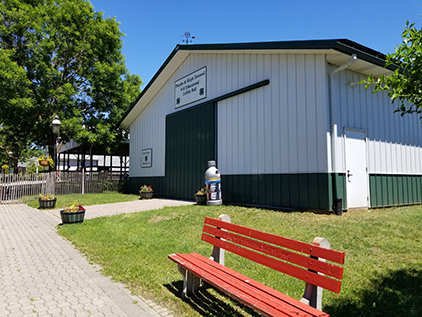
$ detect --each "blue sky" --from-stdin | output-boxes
[89,0,421,86]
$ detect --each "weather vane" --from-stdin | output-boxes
[182,31,195,44]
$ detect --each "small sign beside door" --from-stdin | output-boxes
[141,148,152,168]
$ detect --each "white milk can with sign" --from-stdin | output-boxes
[205,161,222,206]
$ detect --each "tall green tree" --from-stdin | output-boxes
[364,19,422,117]
[0,0,142,171]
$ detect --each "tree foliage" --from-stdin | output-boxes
[0,0,142,170]
[364,19,422,117]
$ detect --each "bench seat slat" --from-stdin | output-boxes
[202,233,342,294]
[203,225,344,279]
[187,252,327,316]
[168,252,329,317]
[204,217,345,264]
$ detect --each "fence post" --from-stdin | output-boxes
[82,168,85,195]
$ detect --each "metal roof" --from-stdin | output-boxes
[120,39,397,128]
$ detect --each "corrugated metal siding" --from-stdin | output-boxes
[127,50,422,210]
[369,174,422,207]
[165,103,216,200]
[222,172,339,211]
[217,54,328,175]
[129,94,168,177]
[331,66,422,208]
[127,51,335,209]
[129,52,282,178]
[331,67,422,175]
[129,52,330,178]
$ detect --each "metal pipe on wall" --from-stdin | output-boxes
[329,54,357,214]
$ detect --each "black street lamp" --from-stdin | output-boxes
[52,115,61,171]
[8,151,12,174]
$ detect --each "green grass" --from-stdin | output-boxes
[57,205,422,317]
[26,191,140,209]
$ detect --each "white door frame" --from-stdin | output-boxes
[343,128,370,209]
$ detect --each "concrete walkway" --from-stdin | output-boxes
[0,199,194,317]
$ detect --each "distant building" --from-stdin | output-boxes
[58,140,129,175]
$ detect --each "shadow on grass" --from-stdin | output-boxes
[325,267,422,317]
[165,281,260,317]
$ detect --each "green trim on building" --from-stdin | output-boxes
[126,173,422,210]
[125,172,349,211]
[332,173,347,210]
[369,174,422,207]
[125,173,339,211]
[223,173,344,211]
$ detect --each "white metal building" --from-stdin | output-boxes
[120,39,422,212]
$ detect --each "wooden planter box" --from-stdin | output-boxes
[38,198,57,209]
[60,209,86,224]
[195,194,207,205]
[140,191,154,199]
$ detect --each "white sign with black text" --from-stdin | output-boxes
[141,148,152,168]
[174,67,207,108]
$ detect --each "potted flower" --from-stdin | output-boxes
[1,164,9,174]
[37,155,54,168]
[60,200,86,224]
[140,185,154,199]
[195,188,207,205]
[38,193,57,209]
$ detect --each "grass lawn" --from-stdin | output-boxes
[57,204,422,317]
[26,191,140,209]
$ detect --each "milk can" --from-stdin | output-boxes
[205,160,222,206]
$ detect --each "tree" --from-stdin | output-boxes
[0,0,142,171]
[364,19,422,117]
[0,124,33,172]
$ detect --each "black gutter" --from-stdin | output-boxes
[178,39,397,71]
[332,39,398,71]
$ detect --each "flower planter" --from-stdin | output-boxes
[38,198,57,209]
[140,191,154,199]
[195,194,207,205]
[60,209,86,224]
[38,159,50,167]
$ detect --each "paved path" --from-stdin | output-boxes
[0,199,194,317]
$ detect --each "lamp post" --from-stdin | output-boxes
[8,151,12,174]
[52,115,61,171]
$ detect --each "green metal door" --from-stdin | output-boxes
[165,103,216,200]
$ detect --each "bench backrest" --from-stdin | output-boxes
[202,216,345,293]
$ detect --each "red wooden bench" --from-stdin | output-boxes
[168,214,345,317]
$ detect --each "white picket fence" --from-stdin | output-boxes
[0,171,122,204]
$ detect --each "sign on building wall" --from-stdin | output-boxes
[174,66,207,108]
[141,148,152,168]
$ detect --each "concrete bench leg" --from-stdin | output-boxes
[178,266,201,298]
[300,237,331,311]
[210,214,231,265]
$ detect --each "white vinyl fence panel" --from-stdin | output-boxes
[0,171,122,204]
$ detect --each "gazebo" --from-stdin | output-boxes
[57,140,129,180]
